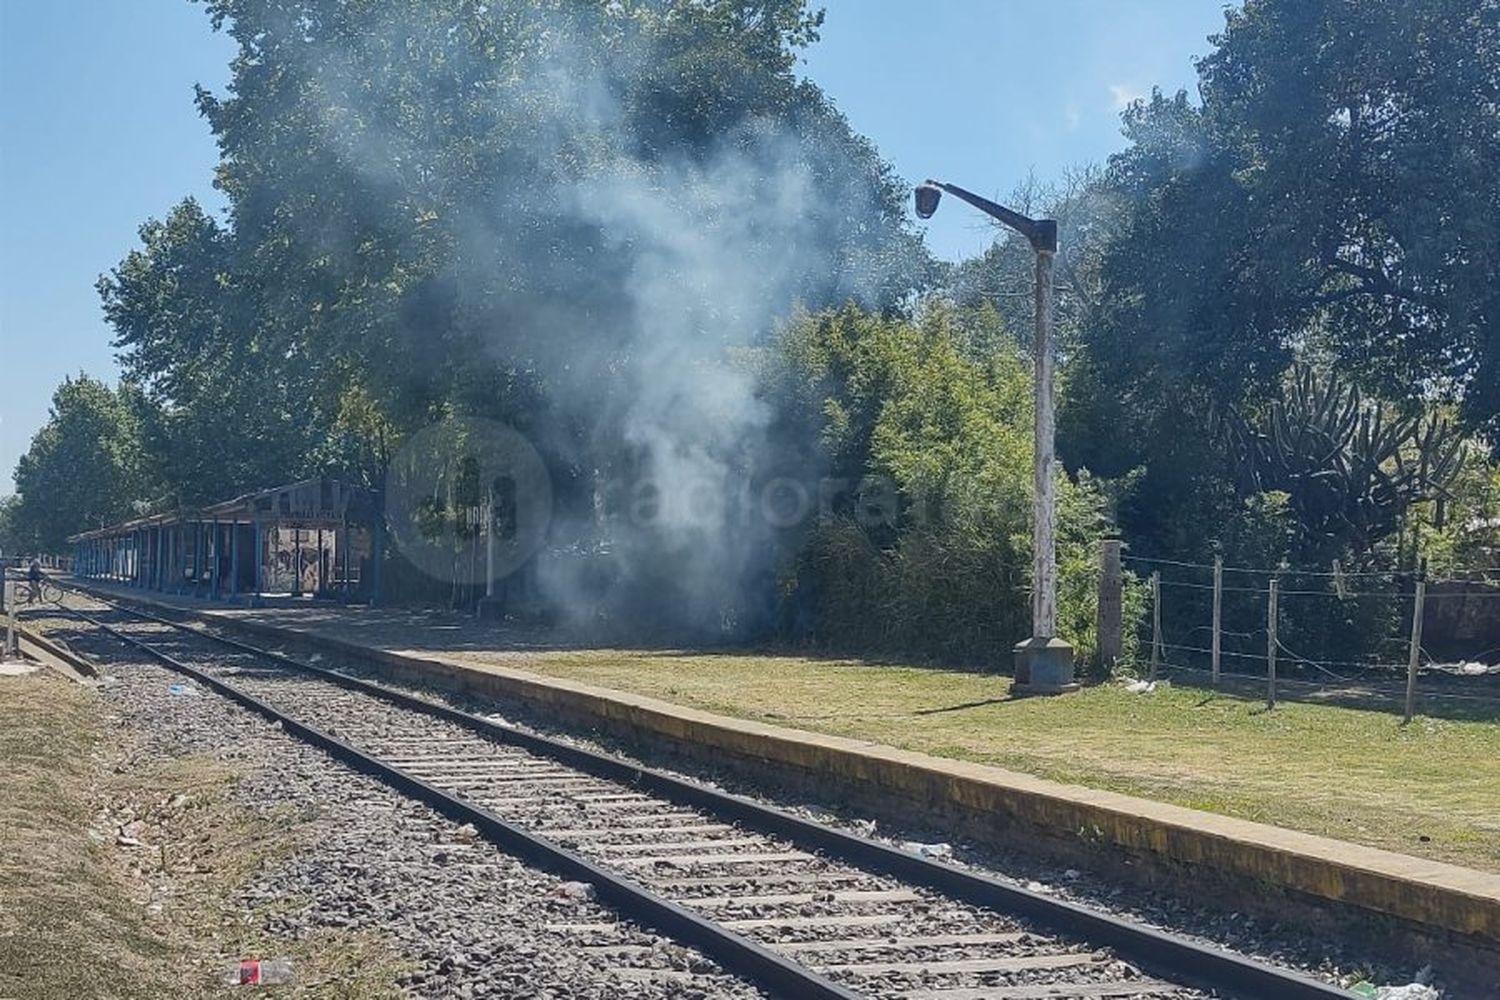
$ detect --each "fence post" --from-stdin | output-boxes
[1097,537,1123,675]
[1149,570,1162,681]
[1266,577,1278,710]
[4,579,15,659]
[1405,575,1426,724]
[1211,555,1223,688]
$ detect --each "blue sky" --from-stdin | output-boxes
[0,0,1227,493]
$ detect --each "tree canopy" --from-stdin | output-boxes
[12,376,156,552]
[84,0,931,632]
[1062,0,1500,564]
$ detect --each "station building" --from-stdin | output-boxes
[68,478,379,603]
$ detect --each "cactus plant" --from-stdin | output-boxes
[1223,365,1464,555]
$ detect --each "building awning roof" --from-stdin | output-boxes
[68,477,374,543]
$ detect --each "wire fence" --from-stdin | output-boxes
[1114,551,1500,720]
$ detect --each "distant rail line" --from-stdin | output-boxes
[52,582,1348,1000]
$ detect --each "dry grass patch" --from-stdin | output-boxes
[0,670,406,999]
[0,671,170,998]
[504,648,1500,872]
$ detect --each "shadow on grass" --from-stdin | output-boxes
[912,696,1018,716]
[1166,666,1500,724]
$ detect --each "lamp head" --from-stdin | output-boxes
[914,182,942,219]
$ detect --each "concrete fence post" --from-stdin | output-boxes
[1266,578,1279,710]
[1097,537,1123,675]
[340,523,352,601]
[1405,576,1427,724]
[4,580,14,658]
[1149,570,1162,681]
[1211,556,1223,688]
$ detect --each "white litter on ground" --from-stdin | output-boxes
[1123,679,1156,694]
[1376,985,1440,1000]
[900,841,952,860]
[554,881,595,901]
[1429,659,1497,676]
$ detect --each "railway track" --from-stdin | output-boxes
[52,584,1349,1000]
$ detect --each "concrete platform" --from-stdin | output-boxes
[56,577,1500,951]
[15,624,97,681]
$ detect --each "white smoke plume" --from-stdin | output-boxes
[203,0,923,636]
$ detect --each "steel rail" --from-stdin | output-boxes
[63,602,857,1000]
[61,583,1352,1000]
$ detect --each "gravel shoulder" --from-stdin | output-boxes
[0,668,175,1000]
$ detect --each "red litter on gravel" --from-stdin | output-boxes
[223,958,294,985]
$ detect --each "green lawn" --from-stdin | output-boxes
[501,649,1500,872]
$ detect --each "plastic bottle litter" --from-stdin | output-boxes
[900,840,952,860]
[1349,981,1440,1000]
[223,958,294,986]
[1382,987,1440,1000]
[167,683,195,697]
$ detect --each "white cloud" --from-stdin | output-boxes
[1064,102,1081,130]
[1108,83,1145,111]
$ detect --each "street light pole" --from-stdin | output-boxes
[1031,238,1058,640]
[915,180,1076,693]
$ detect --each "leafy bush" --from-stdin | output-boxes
[767,302,1111,669]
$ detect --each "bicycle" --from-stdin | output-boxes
[5,574,63,608]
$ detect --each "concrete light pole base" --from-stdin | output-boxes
[1012,636,1079,695]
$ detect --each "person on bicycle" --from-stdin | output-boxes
[27,558,42,603]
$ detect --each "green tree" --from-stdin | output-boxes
[1065,0,1500,572]
[949,168,1121,361]
[0,495,25,557]
[1223,364,1465,559]
[99,199,324,504]
[765,302,1112,666]
[12,376,157,552]
[1197,0,1500,439]
[177,0,927,447]
[97,0,932,632]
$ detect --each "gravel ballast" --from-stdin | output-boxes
[67,607,1204,999]
[74,625,767,999]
